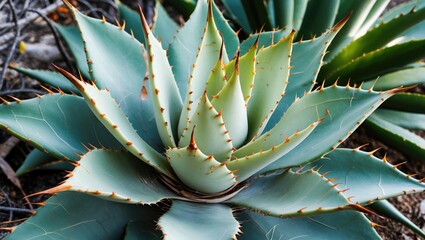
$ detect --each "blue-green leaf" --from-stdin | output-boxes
[228,170,349,217]
[312,149,425,203]
[6,192,162,240]
[0,94,121,161]
[69,4,163,150]
[48,149,177,204]
[238,210,380,240]
[158,200,240,240]
[12,67,80,94]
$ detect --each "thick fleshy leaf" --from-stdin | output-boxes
[212,64,248,148]
[117,1,179,49]
[124,220,162,240]
[362,67,425,90]
[364,114,425,161]
[265,22,345,131]
[12,67,80,94]
[296,0,340,40]
[356,0,391,37]
[382,92,425,114]
[69,5,163,151]
[177,3,226,136]
[141,11,183,147]
[320,39,425,85]
[292,0,309,31]
[271,0,294,30]
[6,192,162,239]
[16,149,65,176]
[116,1,145,44]
[211,1,239,58]
[57,72,170,175]
[369,200,425,238]
[258,86,392,174]
[246,32,293,139]
[326,3,425,67]
[228,170,349,217]
[206,50,227,99]
[152,2,179,49]
[240,29,292,57]
[372,109,425,130]
[179,94,233,162]
[168,0,238,98]
[379,0,425,23]
[221,0,251,32]
[48,149,177,204]
[166,144,236,194]
[55,24,89,78]
[238,210,380,240]
[313,149,425,203]
[0,94,121,161]
[158,200,240,240]
[228,120,318,182]
[240,0,272,32]
[326,0,386,60]
[224,40,257,103]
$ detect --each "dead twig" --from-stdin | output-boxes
[0,137,33,211]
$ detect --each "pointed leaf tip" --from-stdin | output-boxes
[52,64,85,91]
[137,4,150,35]
[333,12,352,31]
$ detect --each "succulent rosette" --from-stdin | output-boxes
[4,0,424,239]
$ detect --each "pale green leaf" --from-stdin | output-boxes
[167,145,236,194]
[211,65,247,148]
[228,120,318,182]
[56,149,177,204]
[246,32,293,139]
[179,94,233,162]
[142,14,183,147]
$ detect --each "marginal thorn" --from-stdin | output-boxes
[353,143,369,151]
[0,97,9,105]
[349,204,383,219]
[368,148,381,156]
[188,125,198,150]
[27,185,71,198]
[392,161,407,169]
[52,64,85,91]
[7,95,22,103]
[40,85,54,94]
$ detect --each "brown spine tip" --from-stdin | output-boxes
[27,184,71,198]
[138,4,151,36]
[188,126,198,150]
[234,50,240,75]
[0,97,10,105]
[333,12,352,31]
[52,64,85,91]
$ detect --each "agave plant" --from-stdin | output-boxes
[216,0,425,172]
[4,0,425,239]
